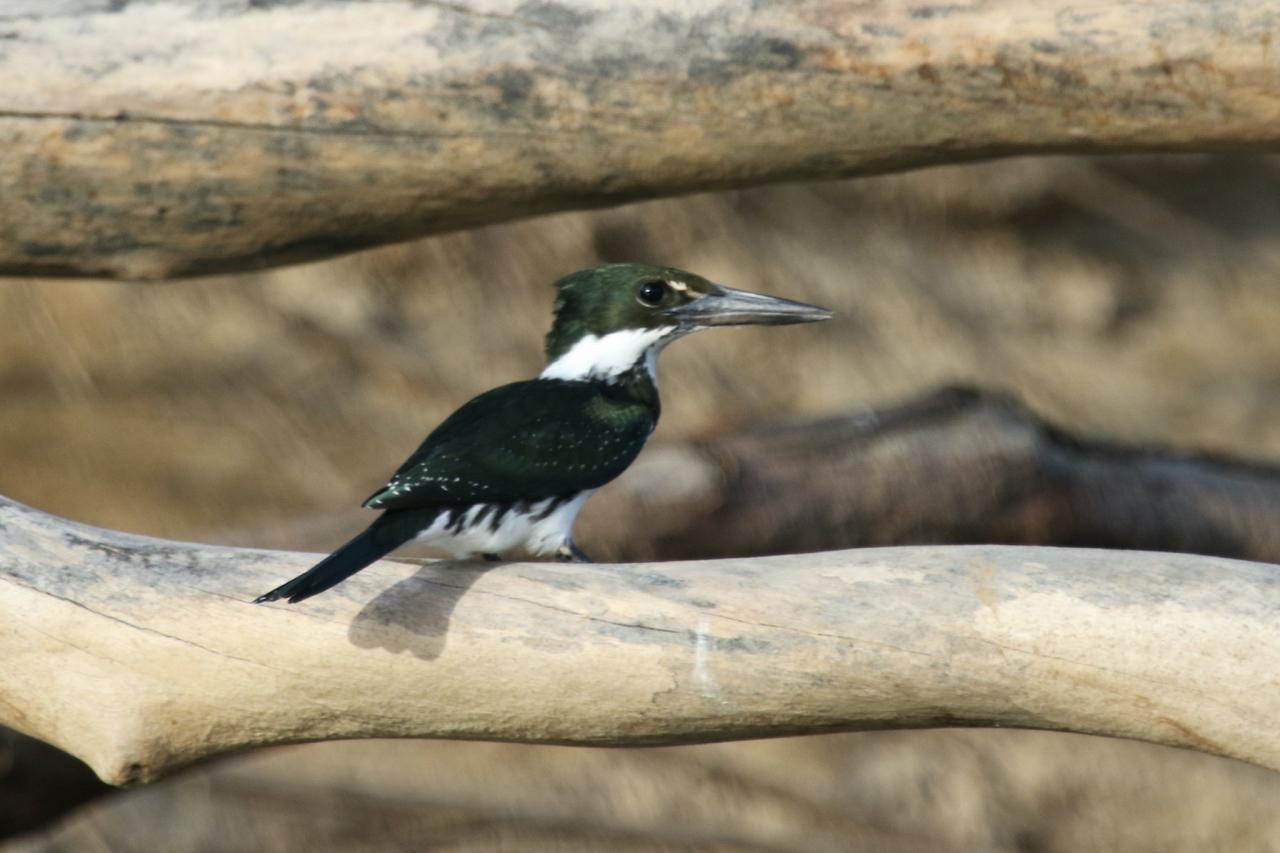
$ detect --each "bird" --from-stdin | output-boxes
[254,263,831,604]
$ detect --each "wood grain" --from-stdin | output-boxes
[3,1,1279,278]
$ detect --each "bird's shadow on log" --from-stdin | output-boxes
[347,560,496,661]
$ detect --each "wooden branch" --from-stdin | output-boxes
[3,1,1279,279]
[577,387,1280,563]
[2,494,1277,786]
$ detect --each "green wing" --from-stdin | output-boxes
[363,380,656,509]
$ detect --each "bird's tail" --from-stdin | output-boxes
[254,511,424,604]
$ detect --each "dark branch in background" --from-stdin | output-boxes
[579,387,1280,564]
[2,1,1279,278]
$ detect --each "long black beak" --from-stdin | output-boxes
[665,285,833,327]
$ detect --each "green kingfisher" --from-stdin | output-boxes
[255,263,830,604]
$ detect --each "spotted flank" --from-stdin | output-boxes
[410,492,592,558]
[375,474,490,502]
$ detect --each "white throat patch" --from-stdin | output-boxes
[541,327,676,382]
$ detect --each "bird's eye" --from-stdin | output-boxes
[637,280,667,307]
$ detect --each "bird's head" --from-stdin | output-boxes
[542,263,831,382]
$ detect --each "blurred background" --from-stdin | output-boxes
[4,154,1280,850]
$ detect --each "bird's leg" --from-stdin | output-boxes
[555,540,593,563]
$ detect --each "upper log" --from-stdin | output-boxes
[2,495,1278,786]
[2,1,1279,279]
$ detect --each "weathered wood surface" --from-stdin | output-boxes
[2,1,1279,279]
[2,494,1277,786]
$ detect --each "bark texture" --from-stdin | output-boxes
[2,493,1277,786]
[2,1,1279,278]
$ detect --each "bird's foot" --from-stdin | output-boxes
[555,541,593,563]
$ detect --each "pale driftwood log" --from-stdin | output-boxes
[2,1,1279,279]
[2,495,1278,786]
